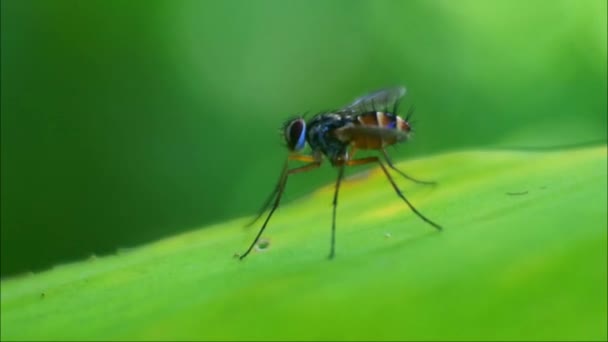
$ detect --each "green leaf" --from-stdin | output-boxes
[2,146,606,341]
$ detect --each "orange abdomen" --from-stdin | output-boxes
[350,111,410,150]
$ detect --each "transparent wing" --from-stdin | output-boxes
[338,86,407,116]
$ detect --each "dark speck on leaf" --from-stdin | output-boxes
[255,238,271,252]
[506,191,529,196]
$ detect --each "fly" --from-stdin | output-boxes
[237,86,442,260]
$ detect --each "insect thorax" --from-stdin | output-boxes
[306,113,354,161]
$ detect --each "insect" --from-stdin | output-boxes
[237,86,442,260]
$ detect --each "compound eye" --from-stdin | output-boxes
[284,119,307,151]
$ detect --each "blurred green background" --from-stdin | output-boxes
[1,0,606,277]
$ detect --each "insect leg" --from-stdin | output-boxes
[346,156,442,231]
[329,163,346,259]
[244,178,282,228]
[382,148,437,185]
[238,160,321,260]
[245,154,318,228]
